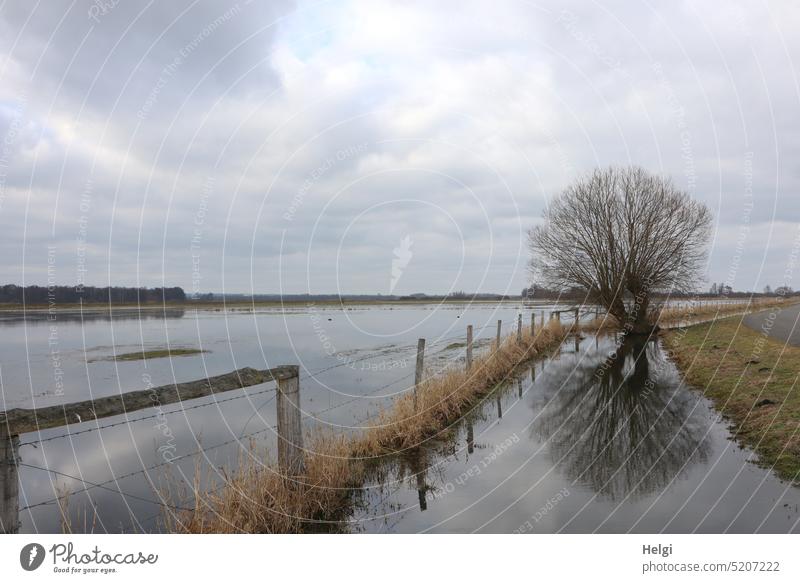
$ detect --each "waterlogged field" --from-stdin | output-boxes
[351,336,800,533]
[2,300,795,533]
[2,301,538,532]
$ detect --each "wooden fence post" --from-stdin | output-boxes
[495,320,502,350]
[414,338,425,411]
[466,325,473,371]
[574,308,579,325]
[530,312,535,336]
[0,434,19,534]
[517,313,522,343]
[276,366,305,477]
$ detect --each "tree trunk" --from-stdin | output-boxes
[626,293,657,336]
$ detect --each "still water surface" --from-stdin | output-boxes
[2,302,796,533]
[352,335,800,533]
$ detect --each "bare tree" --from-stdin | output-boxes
[528,167,712,334]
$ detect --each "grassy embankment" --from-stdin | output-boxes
[664,310,800,484]
[168,298,789,533]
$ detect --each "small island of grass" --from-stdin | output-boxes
[111,348,207,362]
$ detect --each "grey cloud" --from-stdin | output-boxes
[1,0,799,294]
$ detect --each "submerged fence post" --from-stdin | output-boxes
[276,366,305,477]
[517,313,522,343]
[0,434,19,534]
[410,450,428,512]
[414,338,426,412]
[495,320,502,350]
[466,325,473,371]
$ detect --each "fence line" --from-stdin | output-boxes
[18,420,280,514]
[18,386,277,448]
[1,316,538,533]
[18,462,193,511]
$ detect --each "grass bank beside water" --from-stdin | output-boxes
[664,312,800,484]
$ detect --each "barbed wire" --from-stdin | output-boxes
[17,462,192,511]
[19,386,277,447]
[19,322,494,448]
[20,422,278,513]
[16,321,500,516]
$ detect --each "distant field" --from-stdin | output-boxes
[0,298,531,312]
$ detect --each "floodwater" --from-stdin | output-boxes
[351,335,800,533]
[1,301,542,533]
[1,300,795,533]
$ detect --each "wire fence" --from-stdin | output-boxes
[12,320,501,527]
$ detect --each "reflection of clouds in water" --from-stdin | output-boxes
[533,337,712,502]
[0,308,186,326]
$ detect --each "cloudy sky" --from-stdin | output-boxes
[1,0,799,296]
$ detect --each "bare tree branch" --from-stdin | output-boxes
[528,166,712,334]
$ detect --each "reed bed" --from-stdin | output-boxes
[170,297,795,533]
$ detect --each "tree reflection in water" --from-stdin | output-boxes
[532,336,712,501]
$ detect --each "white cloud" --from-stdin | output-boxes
[1,0,799,293]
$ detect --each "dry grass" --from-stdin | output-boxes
[171,319,572,533]
[351,321,568,457]
[170,297,798,533]
[168,434,359,533]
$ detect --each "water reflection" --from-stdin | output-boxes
[0,307,186,325]
[352,334,800,533]
[533,336,712,501]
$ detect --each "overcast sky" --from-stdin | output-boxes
[1,0,799,296]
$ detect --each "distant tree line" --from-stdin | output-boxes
[0,284,186,305]
[524,282,795,301]
[710,282,797,297]
[521,285,588,300]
